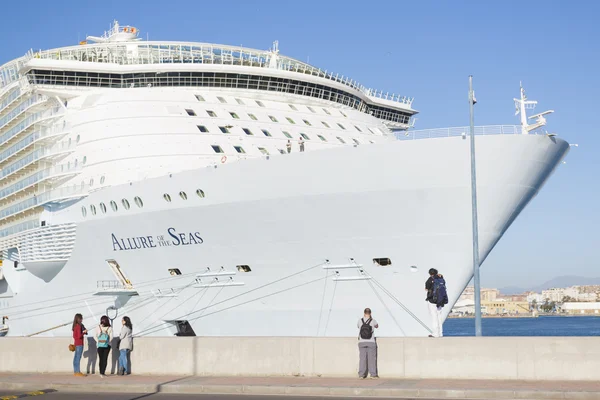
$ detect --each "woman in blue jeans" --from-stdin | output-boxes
[71,313,88,376]
[118,316,133,375]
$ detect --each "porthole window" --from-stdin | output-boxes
[235,98,245,105]
[300,133,310,140]
[197,125,209,133]
[196,189,205,198]
[278,149,286,154]
[303,119,312,126]
[211,145,224,153]
[337,136,346,144]
[307,106,316,113]
[122,199,131,210]
[207,110,217,117]
[185,109,196,116]
[90,178,94,187]
[217,96,227,104]
[164,193,172,202]
[355,125,363,132]
[289,104,298,111]
[179,191,188,200]
[100,202,107,213]
[373,258,392,267]
[323,108,331,115]
[317,134,327,142]
[337,123,346,130]
[242,128,254,136]
[83,156,87,164]
[262,129,272,137]
[285,117,295,124]
[282,131,292,139]
[340,111,348,117]
[229,112,239,119]
[353,138,360,145]
[100,176,105,184]
[256,100,265,107]
[76,134,81,143]
[248,113,257,120]
[322,121,330,128]
[134,196,143,208]
[269,115,279,122]
[195,94,205,101]
[110,200,118,212]
[90,204,97,215]
[81,206,87,217]
[234,146,246,154]
[219,126,231,134]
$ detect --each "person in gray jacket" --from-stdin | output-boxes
[118,316,133,375]
[357,307,379,379]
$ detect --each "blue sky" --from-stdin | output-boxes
[1,1,598,289]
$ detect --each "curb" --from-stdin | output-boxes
[160,384,600,399]
[0,382,159,394]
[1,382,599,399]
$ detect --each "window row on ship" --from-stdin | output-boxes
[80,189,206,219]
[26,70,413,124]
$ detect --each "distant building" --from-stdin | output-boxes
[542,288,566,302]
[562,302,600,315]
[458,286,499,302]
[482,300,530,315]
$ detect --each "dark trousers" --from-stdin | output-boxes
[97,346,111,375]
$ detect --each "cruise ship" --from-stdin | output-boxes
[0,22,569,338]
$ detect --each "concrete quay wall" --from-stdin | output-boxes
[0,337,598,381]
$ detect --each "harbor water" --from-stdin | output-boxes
[444,316,600,336]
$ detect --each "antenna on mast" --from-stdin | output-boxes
[514,83,553,134]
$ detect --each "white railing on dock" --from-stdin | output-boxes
[398,125,522,141]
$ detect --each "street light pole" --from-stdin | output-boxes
[469,75,482,337]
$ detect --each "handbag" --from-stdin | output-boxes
[68,344,76,352]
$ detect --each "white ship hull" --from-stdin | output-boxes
[1,133,568,337]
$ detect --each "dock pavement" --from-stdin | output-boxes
[1,373,600,399]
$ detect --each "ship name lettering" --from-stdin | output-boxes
[167,227,204,246]
[111,234,157,251]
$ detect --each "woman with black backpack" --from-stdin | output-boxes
[96,315,112,377]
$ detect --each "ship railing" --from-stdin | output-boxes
[0,106,64,149]
[397,125,522,140]
[97,280,133,290]
[0,94,47,130]
[0,161,81,202]
[0,184,89,221]
[7,42,414,108]
[0,138,75,183]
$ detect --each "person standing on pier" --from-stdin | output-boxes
[425,268,448,337]
[72,313,88,376]
[286,140,292,153]
[357,308,379,379]
[96,315,112,377]
[298,137,305,152]
[118,316,133,375]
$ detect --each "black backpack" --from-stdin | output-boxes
[359,318,373,340]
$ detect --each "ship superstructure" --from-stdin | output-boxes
[0,22,568,338]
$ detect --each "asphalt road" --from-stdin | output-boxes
[0,391,449,400]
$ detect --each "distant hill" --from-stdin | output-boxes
[499,276,600,295]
